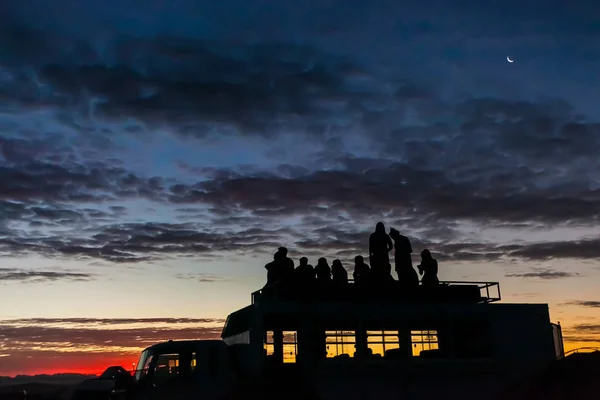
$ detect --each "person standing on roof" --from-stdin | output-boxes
[369,222,393,278]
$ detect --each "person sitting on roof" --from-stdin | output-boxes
[294,256,315,284]
[277,246,295,282]
[417,249,439,286]
[331,259,348,285]
[369,222,393,275]
[264,251,283,287]
[353,255,371,285]
[315,257,332,283]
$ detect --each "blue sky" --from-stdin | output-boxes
[1,0,600,375]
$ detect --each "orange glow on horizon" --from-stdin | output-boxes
[3,339,599,377]
[1,353,139,378]
[0,330,600,376]
[0,318,223,377]
[563,341,600,355]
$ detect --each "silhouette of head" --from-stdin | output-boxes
[421,249,432,260]
[317,257,328,266]
[278,247,288,256]
[355,255,364,264]
[332,259,342,268]
[274,251,282,260]
[375,222,385,233]
[299,257,308,266]
[389,227,399,239]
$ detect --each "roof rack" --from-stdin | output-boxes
[251,280,501,305]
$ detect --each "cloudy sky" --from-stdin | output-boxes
[1,0,600,376]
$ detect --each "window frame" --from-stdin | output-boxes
[152,353,181,385]
[325,330,356,359]
[282,331,298,363]
[263,330,299,363]
[365,330,401,357]
[410,330,439,356]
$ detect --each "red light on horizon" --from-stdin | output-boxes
[2,356,139,378]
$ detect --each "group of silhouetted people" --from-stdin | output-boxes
[264,222,439,289]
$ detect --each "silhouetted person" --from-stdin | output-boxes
[331,259,348,284]
[418,249,439,286]
[294,256,315,284]
[264,251,283,287]
[369,222,393,273]
[277,246,295,282]
[371,261,395,288]
[389,227,419,288]
[383,262,393,278]
[315,257,331,282]
[352,255,371,284]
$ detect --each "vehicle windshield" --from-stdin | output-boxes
[134,349,154,381]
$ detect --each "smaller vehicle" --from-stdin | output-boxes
[70,365,134,400]
[130,339,236,400]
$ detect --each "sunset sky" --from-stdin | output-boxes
[1,0,600,377]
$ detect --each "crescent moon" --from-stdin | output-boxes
[507,57,514,63]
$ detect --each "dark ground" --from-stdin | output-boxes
[495,351,600,400]
[0,382,76,399]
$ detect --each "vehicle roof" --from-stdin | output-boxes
[142,339,226,353]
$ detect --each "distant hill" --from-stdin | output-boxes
[0,373,97,387]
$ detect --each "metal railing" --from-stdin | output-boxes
[252,280,501,304]
[564,347,600,356]
[438,281,501,303]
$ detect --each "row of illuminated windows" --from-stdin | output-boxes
[264,330,439,363]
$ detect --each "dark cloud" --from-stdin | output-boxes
[0,324,222,350]
[505,268,579,280]
[165,157,600,227]
[174,273,230,283]
[0,268,94,283]
[1,26,599,229]
[558,323,600,346]
[0,222,288,263]
[561,336,600,343]
[3,154,600,256]
[2,205,600,264]
[0,8,599,273]
[567,324,600,335]
[0,27,372,138]
[0,160,165,204]
[510,292,542,298]
[505,239,600,261]
[564,301,600,308]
